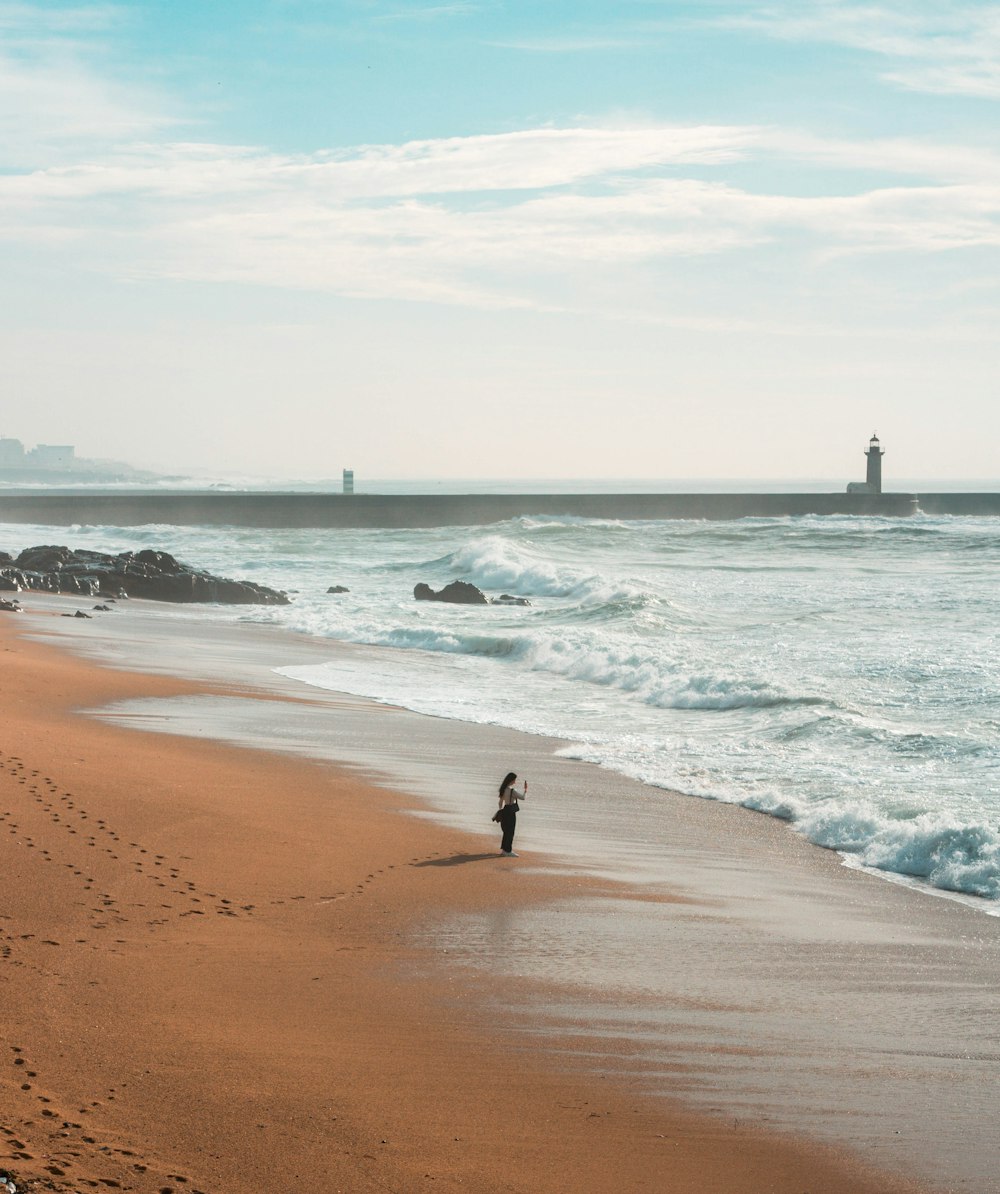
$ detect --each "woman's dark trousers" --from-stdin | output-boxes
[499,806,517,853]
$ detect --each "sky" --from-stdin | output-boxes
[1,1,999,482]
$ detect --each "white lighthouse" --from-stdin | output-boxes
[865,433,884,494]
[847,433,885,495]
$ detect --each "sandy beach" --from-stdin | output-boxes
[0,598,991,1193]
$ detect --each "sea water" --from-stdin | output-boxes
[3,509,998,909]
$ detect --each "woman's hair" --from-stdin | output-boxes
[499,771,517,797]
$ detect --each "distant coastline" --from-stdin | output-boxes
[0,468,157,485]
[0,436,171,487]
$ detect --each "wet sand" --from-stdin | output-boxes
[0,597,988,1192]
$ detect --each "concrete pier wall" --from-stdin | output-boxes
[0,490,947,528]
[914,493,1000,516]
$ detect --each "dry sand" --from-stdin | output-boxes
[0,607,943,1193]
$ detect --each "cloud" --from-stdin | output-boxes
[764,129,1000,184]
[725,3,1000,99]
[0,2,174,166]
[0,2,122,34]
[0,125,763,206]
[374,3,480,22]
[4,123,999,313]
[0,52,167,164]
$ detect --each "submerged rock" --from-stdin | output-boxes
[0,545,290,606]
[326,585,350,594]
[492,593,531,606]
[414,580,488,605]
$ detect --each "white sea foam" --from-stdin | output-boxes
[447,535,647,603]
[802,804,1000,900]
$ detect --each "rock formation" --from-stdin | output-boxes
[0,546,289,605]
[413,581,488,605]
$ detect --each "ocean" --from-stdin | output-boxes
[3,507,998,911]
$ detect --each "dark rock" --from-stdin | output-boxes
[414,580,488,605]
[492,594,531,606]
[62,610,92,618]
[62,551,117,570]
[0,598,21,613]
[136,548,181,571]
[14,545,76,572]
[0,551,13,565]
[327,585,350,594]
[65,574,102,597]
[0,545,290,606]
[93,604,113,612]
[0,576,19,592]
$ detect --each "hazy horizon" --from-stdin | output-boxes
[3,2,998,481]
[3,466,999,495]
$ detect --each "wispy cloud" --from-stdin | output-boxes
[0,2,174,166]
[725,3,1000,99]
[375,3,480,23]
[0,2,123,34]
[0,126,764,218]
[4,123,999,310]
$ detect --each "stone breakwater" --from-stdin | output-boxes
[0,490,952,527]
[0,546,289,605]
[0,491,996,529]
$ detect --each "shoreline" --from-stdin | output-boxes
[28,591,1000,920]
[1,598,994,1191]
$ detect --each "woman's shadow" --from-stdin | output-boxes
[411,853,500,868]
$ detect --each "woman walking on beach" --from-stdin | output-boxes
[497,771,527,856]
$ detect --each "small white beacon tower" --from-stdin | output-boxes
[343,468,354,495]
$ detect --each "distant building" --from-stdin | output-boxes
[30,444,75,469]
[0,437,26,466]
[0,438,76,471]
[343,469,354,495]
[847,433,884,494]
